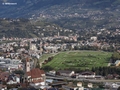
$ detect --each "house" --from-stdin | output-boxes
[76,71,103,79]
[115,60,120,66]
[76,71,95,79]
[56,70,75,77]
[62,82,84,90]
[62,85,84,90]
[0,71,20,85]
[46,70,56,76]
[105,82,120,90]
[7,74,20,84]
[88,83,93,88]
[80,71,95,75]
[105,74,120,79]
[0,84,7,90]
[90,36,97,41]
[112,83,120,89]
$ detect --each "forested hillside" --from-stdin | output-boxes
[0,0,120,37]
[0,0,120,18]
[0,18,67,38]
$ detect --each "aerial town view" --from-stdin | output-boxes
[0,0,120,90]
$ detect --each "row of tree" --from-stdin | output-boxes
[92,66,120,76]
[111,52,120,63]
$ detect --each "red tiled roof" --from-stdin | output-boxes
[81,71,94,75]
[20,83,29,88]
[0,72,10,81]
[27,68,45,78]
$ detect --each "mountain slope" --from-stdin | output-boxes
[0,18,70,38]
[0,0,120,34]
[0,0,71,18]
[0,0,120,18]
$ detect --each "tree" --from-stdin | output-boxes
[13,70,24,75]
[111,52,120,63]
[36,60,41,68]
[42,65,53,71]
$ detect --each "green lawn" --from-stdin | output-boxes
[42,50,112,70]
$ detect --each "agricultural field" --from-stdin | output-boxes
[42,50,112,70]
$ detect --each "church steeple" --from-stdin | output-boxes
[25,58,30,72]
[2,35,6,40]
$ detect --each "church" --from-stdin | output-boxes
[24,58,46,89]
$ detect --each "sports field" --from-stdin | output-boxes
[42,50,112,70]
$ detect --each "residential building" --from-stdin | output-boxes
[115,60,120,66]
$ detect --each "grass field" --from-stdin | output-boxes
[42,50,112,70]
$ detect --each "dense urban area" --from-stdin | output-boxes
[0,24,120,90]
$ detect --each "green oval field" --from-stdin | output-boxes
[42,50,112,70]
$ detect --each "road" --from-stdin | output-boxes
[46,75,120,83]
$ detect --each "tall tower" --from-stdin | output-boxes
[58,31,60,37]
[25,58,30,72]
[24,58,31,83]
[2,35,6,40]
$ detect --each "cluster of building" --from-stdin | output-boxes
[0,26,120,54]
[46,70,120,90]
[0,58,46,90]
[0,57,101,90]
[0,28,120,89]
[0,57,22,72]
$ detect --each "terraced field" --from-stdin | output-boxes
[42,50,112,70]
